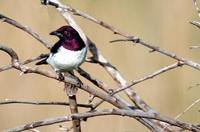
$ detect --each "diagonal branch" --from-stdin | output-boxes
[113,62,183,94]
[77,67,136,110]
[175,98,200,120]
[0,13,52,49]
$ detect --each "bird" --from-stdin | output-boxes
[36,26,87,80]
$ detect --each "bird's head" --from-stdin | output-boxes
[50,26,86,51]
[50,26,80,40]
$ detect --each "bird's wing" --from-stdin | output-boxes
[50,40,62,54]
[35,58,48,65]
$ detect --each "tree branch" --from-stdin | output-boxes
[0,99,92,108]
[192,0,200,18]
[0,13,51,49]
[0,44,131,110]
[0,53,49,72]
[113,62,183,94]
[45,1,200,71]
[4,109,200,132]
[64,74,81,132]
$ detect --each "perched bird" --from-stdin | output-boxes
[36,26,87,79]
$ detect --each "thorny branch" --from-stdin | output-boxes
[0,0,199,131]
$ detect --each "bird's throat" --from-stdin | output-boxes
[62,39,85,51]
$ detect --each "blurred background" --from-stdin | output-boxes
[0,0,200,131]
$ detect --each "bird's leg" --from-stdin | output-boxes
[68,71,75,76]
[66,71,83,85]
[56,71,65,81]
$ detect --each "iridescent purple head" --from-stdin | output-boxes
[50,26,86,51]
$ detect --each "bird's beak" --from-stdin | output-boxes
[49,31,63,38]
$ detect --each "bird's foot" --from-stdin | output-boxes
[66,71,83,86]
[57,72,65,81]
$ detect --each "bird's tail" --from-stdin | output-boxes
[35,58,48,65]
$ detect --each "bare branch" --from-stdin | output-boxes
[76,67,110,93]
[190,21,200,29]
[189,21,200,49]
[113,62,183,94]
[0,99,92,108]
[0,44,132,110]
[78,62,183,110]
[4,109,200,132]
[175,98,200,119]
[0,53,48,72]
[110,39,200,71]
[192,0,200,18]
[189,45,200,49]
[64,74,82,132]
[0,13,52,49]
[77,68,136,110]
[0,45,19,64]
[51,2,200,71]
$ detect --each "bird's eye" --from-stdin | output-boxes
[64,31,70,37]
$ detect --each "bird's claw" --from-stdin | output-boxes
[58,73,65,81]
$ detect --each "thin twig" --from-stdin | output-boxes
[190,21,200,29]
[113,62,183,94]
[0,53,49,72]
[76,68,111,93]
[189,21,200,49]
[90,62,183,110]
[175,98,200,119]
[0,99,92,108]
[189,45,200,49]
[162,98,200,131]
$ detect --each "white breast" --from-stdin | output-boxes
[47,46,87,72]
